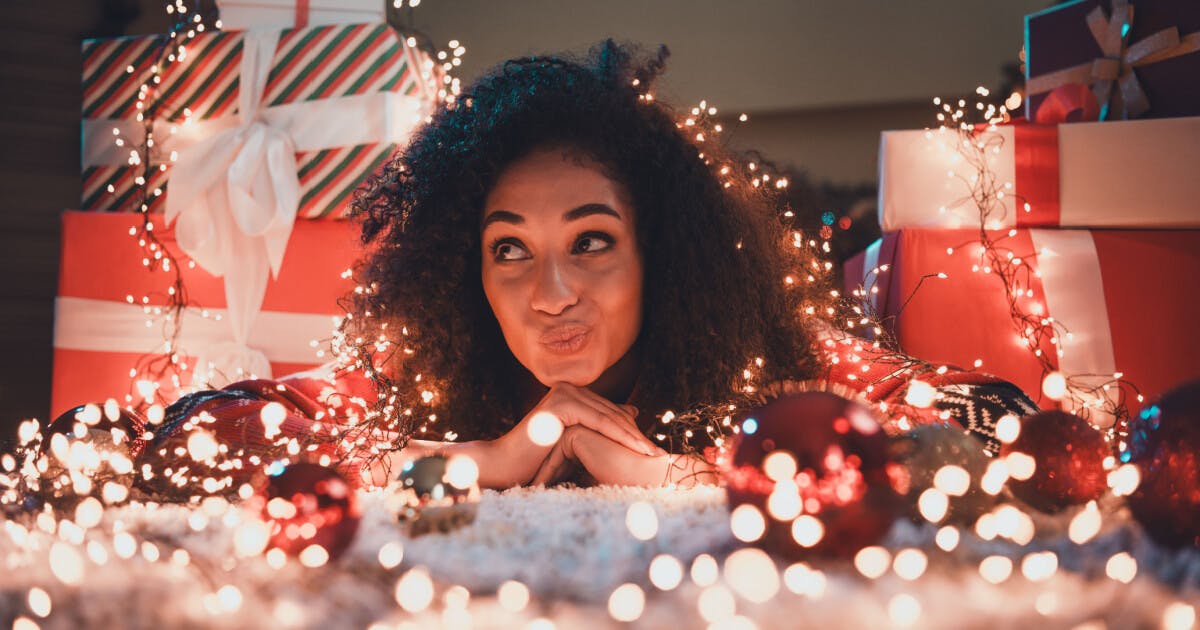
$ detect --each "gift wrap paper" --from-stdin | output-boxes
[843,228,1200,415]
[51,211,361,416]
[80,22,430,219]
[878,117,1200,231]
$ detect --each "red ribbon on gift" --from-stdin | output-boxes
[975,118,1063,227]
[295,0,310,28]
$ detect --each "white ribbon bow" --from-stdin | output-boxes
[165,30,293,386]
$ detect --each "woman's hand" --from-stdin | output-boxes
[490,383,665,486]
[533,426,720,488]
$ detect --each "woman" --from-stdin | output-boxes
[160,41,1037,491]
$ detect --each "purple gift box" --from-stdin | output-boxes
[1024,0,1200,122]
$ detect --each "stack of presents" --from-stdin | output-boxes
[844,0,1200,422]
[52,1,439,415]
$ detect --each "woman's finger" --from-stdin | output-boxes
[531,444,567,486]
[567,388,658,451]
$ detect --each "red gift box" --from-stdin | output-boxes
[51,211,361,417]
[844,228,1200,418]
[1024,0,1200,122]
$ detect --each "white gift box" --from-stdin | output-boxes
[216,0,386,29]
[878,116,1200,231]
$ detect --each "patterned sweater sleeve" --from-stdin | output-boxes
[151,364,379,486]
[818,334,1039,454]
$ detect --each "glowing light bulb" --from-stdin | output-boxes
[527,411,563,446]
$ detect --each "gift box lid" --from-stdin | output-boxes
[217,0,386,29]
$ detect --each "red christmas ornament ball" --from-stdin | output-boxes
[1123,381,1200,548]
[999,410,1109,513]
[723,391,902,558]
[255,463,361,560]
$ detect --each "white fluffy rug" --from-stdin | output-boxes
[1,484,1198,629]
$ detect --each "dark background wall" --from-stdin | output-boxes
[0,0,1043,431]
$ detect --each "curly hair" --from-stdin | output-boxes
[346,40,826,449]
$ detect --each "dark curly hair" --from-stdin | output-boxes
[345,40,826,450]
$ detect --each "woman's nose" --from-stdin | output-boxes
[529,256,579,315]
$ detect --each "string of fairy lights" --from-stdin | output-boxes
[3,5,1196,627]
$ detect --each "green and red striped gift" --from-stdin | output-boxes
[81,22,434,219]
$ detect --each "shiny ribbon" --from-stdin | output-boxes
[1027,0,1200,121]
[1027,229,1118,426]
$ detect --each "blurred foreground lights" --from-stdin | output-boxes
[233,521,271,557]
[1163,603,1196,630]
[527,412,563,446]
[260,402,288,439]
[933,465,970,496]
[768,481,802,520]
[649,554,684,591]
[980,460,1010,495]
[378,541,404,569]
[299,544,329,568]
[904,380,937,408]
[918,488,949,523]
[444,455,479,490]
[935,526,960,551]
[1105,552,1137,584]
[854,546,891,579]
[1068,501,1102,544]
[691,554,720,587]
[791,515,824,547]
[498,580,530,612]
[395,568,435,612]
[1004,452,1037,481]
[698,585,737,624]
[724,548,780,603]
[1042,372,1067,401]
[888,594,922,627]
[49,543,85,585]
[979,556,1013,584]
[892,549,928,581]
[1107,464,1140,496]
[995,414,1021,444]
[762,451,798,482]
[607,583,645,622]
[729,504,766,542]
[1020,551,1058,582]
[626,502,659,541]
[27,587,51,618]
[783,563,827,598]
[187,429,219,462]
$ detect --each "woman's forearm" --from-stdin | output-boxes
[370,434,553,490]
[571,431,719,488]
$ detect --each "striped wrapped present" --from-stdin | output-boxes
[80,22,434,219]
[77,22,437,385]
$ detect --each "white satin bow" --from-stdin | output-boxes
[164,30,292,386]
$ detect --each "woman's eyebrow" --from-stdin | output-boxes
[481,210,523,230]
[563,203,622,222]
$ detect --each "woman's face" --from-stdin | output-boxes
[481,147,644,388]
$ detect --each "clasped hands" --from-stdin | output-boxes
[497,382,670,487]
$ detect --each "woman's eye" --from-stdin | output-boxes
[573,233,614,254]
[491,239,530,261]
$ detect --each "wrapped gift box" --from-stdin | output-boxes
[878,116,1200,231]
[1025,0,1200,122]
[51,211,361,417]
[80,21,432,218]
[843,228,1200,416]
[216,0,386,30]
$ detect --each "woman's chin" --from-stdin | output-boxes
[534,361,603,388]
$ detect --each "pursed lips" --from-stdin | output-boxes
[538,324,592,354]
